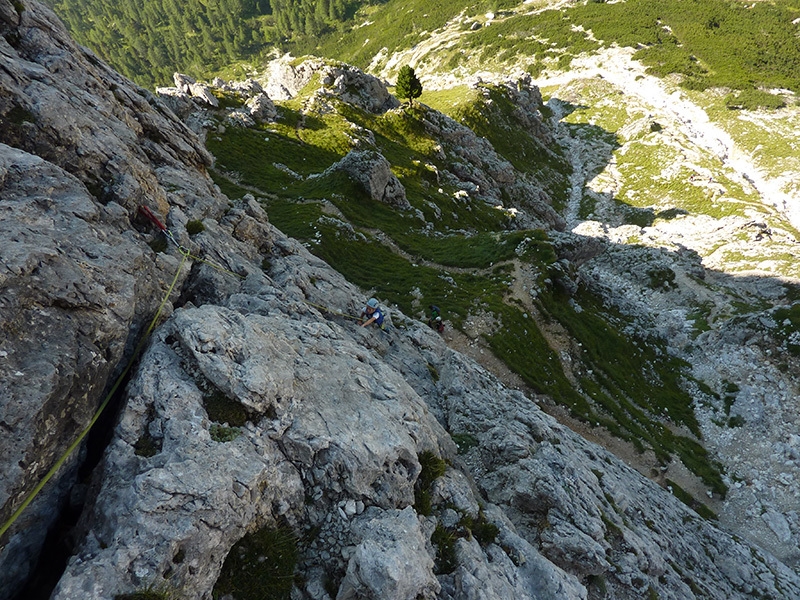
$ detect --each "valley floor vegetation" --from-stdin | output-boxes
[47,0,800,101]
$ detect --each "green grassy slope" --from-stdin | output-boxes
[206,69,728,496]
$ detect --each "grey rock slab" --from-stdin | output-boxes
[338,506,439,600]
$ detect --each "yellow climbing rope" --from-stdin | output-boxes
[0,251,188,540]
[1,204,257,539]
[139,205,245,280]
[304,300,363,321]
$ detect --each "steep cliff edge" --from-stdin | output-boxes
[0,0,253,594]
[2,2,800,600]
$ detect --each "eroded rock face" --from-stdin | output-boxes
[261,55,399,114]
[0,144,177,596]
[418,343,800,600]
[420,94,566,231]
[48,240,589,600]
[3,3,800,600]
[0,1,260,596]
[49,226,800,599]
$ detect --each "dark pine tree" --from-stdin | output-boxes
[395,64,422,106]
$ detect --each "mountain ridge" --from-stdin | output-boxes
[2,1,800,599]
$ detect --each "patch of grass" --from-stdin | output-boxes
[414,450,446,516]
[300,0,800,100]
[687,302,713,336]
[460,510,499,546]
[579,192,598,220]
[429,509,498,575]
[210,424,242,442]
[303,0,519,69]
[6,105,35,125]
[775,303,800,332]
[134,432,160,458]
[211,89,245,109]
[186,219,205,235]
[206,110,348,195]
[306,223,512,330]
[148,236,169,254]
[461,9,600,74]
[213,525,299,600]
[559,83,635,136]
[208,169,248,200]
[451,433,479,454]
[431,523,459,575]
[203,388,248,426]
[571,0,800,94]
[727,415,745,428]
[261,197,324,240]
[397,230,549,270]
[725,89,786,111]
[415,488,433,517]
[587,574,608,596]
[666,479,718,521]
[614,140,741,219]
[646,266,676,290]
[486,304,586,410]
[723,380,740,394]
[420,86,480,114]
[417,450,446,489]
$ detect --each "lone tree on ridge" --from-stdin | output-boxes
[396,65,422,107]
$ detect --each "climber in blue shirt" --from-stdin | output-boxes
[360,297,385,328]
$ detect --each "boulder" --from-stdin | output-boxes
[334,150,410,209]
[338,507,440,600]
[246,93,277,123]
[173,72,219,107]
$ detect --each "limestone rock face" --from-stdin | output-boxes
[48,227,800,599]
[0,1,256,596]
[261,54,399,113]
[3,3,800,600]
[0,11,214,215]
[421,96,566,231]
[428,347,800,599]
[47,238,593,600]
[319,62,400,114]
[0,144,183,595]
